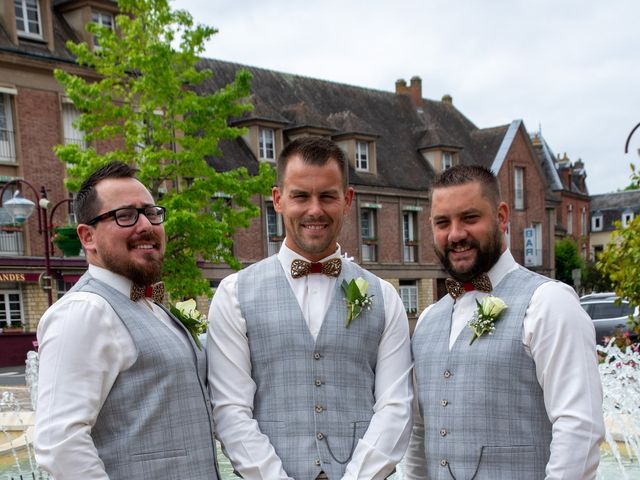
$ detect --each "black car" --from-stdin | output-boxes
[580,293,639,344]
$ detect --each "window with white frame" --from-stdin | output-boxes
[360,208,376,262]
[0,94,16,162]
[356,141,369,171]
[403,211,417,262]
[622,209,635,228]
[259,127,275,161]
[567,204,573,235]
[14,0,42,39]
[91,10,114,48]
[62,102,86,148]
[591,214,602,232]
[442,151,453,170]
[514,167,524,210]
[266,203,283,256]
[0,290,23,327]
[399,280,418,316]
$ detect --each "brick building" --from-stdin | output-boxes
[532,133,591,268]
[1,0,558,338]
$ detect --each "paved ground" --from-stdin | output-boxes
[0,365,25,387]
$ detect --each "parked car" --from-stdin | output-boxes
[579,293,639,344]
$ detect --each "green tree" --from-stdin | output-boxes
[555,238,583,287]
[54,0,274,298]
[623,163,640,191]
[598,215,640,335]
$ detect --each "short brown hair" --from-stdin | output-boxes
[277,137,349,190]
[75,162,138,224]
[431,164,501,208]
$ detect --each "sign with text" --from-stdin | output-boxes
[523,227,539,267]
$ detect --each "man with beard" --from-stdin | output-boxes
[34,162,220,479]
[404,165,604,479]
[208,136,413,479]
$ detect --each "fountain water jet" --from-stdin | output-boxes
[597,340,640,479]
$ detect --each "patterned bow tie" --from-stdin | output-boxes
[130,282,165,303]
[445,273,492,299]
[291,258,342,278]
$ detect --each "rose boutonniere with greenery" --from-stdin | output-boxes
[468,295,508,345]
[342,277,374,328]
[170,299,208,350]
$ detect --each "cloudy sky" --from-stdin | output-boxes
[173,0,639,195]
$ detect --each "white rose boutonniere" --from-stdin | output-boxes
[341,277,374,328]
[170,299,208,350]
[468,295,508,345]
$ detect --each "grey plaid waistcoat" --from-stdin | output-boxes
[238,256,385,480]
[412,267,552,480]
[70,273,219,480]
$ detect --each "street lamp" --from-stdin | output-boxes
[0,180,54,306]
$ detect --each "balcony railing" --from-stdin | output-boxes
[403,243,417,262]
[0,129,17,162]
[0,231,24,255]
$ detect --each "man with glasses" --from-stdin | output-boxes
[34,162,220,479]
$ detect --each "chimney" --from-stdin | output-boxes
[409,76,422,107]
[395,77,422,107]
[441,94,453,105]
[395,79,409,95]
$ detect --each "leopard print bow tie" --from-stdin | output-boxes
[291,258,342,278]
[130,282,165,303]
[445,273,492,299]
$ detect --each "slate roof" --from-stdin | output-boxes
[197,59,511,192]
[590,189,640,231]
[0,9,78,64]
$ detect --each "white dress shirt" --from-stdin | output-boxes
[207,243,414,480]
[404,250,605,480]
[34,265,190,479]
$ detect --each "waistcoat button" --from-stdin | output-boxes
[443,370,452,378]
[440,428,448,437]
[441,399,448,407]
[317,432,324,440]
[315,405,324,413]
[314,352,322,360]
[440,459,448,467]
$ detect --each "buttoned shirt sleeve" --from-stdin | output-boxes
[207,273,293,479]
[34,292,136,479]
[525,281,605,479]
[342,278,414,480]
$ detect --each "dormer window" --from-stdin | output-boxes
[622,209,634,228]
[259,127,275,161]
[442,151,453,170]
[356,141,369,171]
[591,214,602,232]
[92,10,114,48]
[15,0,42,39]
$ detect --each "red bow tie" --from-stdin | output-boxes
[130,282,165,303]
[291,258,342,278]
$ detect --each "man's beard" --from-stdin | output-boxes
[102,234,164,285]
[435,225,503,282]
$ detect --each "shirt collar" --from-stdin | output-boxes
[487,249,518,289]
[88,264,133,298]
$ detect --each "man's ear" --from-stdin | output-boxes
[77,224,95,252]
[497,201,510,233]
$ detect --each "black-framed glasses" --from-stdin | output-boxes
[86,206,166,227]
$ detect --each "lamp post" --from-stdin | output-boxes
[0,180,54,306]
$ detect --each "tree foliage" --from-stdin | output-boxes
[54,0,274,298]
[554,238,583,287]
[624,163,640,191]
[598,215,640,335]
